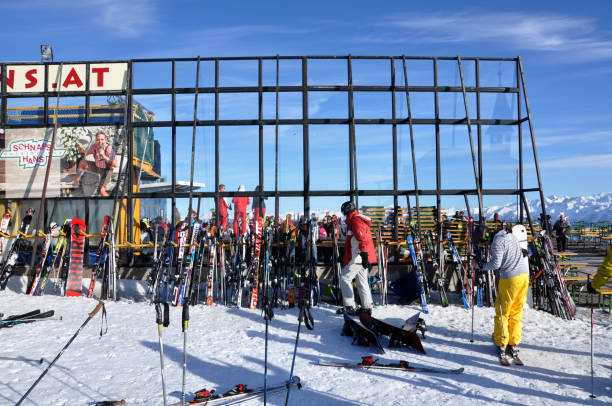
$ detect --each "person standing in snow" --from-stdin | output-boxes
[232,185,250,237]
[252,185,267,221]
[336,201,375,316]
[553,213,571,252]
[481,226,529,364]
[217,184,231,233]
[587,246,612,294]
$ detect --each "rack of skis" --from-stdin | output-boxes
[147,214,329,309]
[0,207,576,321]
[384,219,576,320]
[0,210,119,300]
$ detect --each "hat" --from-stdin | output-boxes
[238,185,245,192]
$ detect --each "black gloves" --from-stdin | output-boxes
[360,251,369,266]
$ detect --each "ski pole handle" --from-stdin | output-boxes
[89,301,104,318]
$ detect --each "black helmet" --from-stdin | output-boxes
[341,201,355,216]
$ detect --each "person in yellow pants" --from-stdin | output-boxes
[587,246,612,294]
[482,228,529,365]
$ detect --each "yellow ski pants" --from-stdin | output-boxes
[494,273,529,347]
[592,247,612,290]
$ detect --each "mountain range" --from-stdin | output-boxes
[477,192,612,223]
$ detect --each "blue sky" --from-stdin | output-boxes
[2,0,611,217]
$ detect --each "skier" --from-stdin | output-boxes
[218,184,231,233]
[587,246,612,294]
[336,201,375,316]
[232,185,249,237]
[481,226,529,364]
[552,213,571,252]
[252,185,267,221]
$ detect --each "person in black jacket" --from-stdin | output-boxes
[552,213,571,252]
[252,185,267,221]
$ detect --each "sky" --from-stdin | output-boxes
[2,0,611,218]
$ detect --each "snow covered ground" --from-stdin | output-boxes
[1,289,611,406]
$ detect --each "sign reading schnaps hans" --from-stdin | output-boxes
[0,63,128,92]
[0,138,66,168]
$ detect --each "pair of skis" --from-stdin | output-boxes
[175,376,301,406]
[0,309,56,329]
[318,357,463,374]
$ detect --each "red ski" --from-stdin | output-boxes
[66,218,86,297]
[249,217,263,309]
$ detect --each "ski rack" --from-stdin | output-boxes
[1,55,548,250]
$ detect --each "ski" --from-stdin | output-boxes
[446,232,470,309]
[66,218,86,297]
[29,222,58,295]
[249,217,263,309]
[317,358,464,374]
[171,222,189,306]
[87,216,110,298]
[173,376,301,406]
[0,310,56,328]
[0,211,12,262]
[406,235,429,314]
[36,219,71,296]
[0,211,33,290]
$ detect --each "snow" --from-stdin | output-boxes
[449,192,612,223]
[1,288,611,406]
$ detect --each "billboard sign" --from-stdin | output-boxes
[1,63,128,93]
[0,126,125,198]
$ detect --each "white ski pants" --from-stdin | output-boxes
[340,262,373,309]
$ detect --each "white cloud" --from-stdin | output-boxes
[541,153,612,168]
[363,11,612,62]
[87,0,157,37]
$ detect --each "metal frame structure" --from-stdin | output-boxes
[1,55,549,243]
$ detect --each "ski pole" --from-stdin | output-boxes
[156,303,169,406]
[284,302,304,406]
[0,356,44,364]
[16,301,105,406]
[182,302,189,406]
[589,283,596,399]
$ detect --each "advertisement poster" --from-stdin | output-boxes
[0,126,125,198]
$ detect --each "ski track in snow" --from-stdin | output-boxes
[1,291,610,406]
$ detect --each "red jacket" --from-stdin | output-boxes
[232,196,250,213]
[343,211,376,266]
[219,197,230,217]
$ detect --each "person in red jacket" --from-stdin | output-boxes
[232,184,250,237]
[337,201,375,315]
[217,184,231,233]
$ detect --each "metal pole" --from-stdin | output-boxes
[182,55,200,406]
[215,60,220,231]
[275,55,280,224]
[391,58,399,240]
[258,58,264,217]
[302,57,310,218]
[171,61,177,226]
[348,55,358,208]
[518,57,548,229]
[457,56,484,227]
[401,55,421,236]
[29,63,63,285]
[516,59,524,222]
